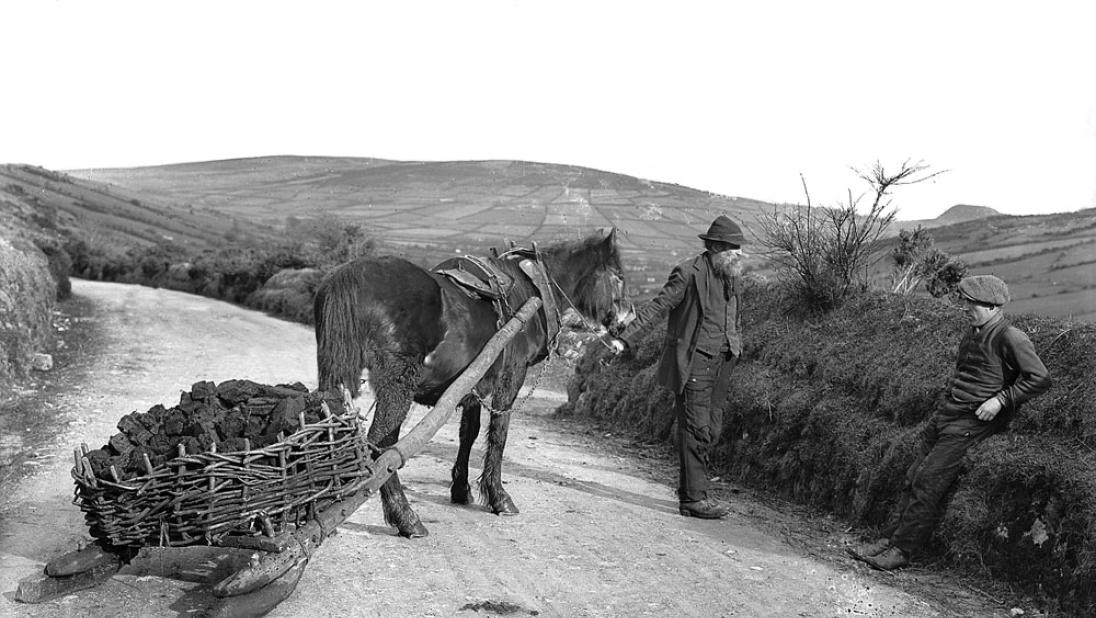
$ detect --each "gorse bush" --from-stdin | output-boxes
[890,226,968,297]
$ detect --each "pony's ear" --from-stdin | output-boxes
[600,227,620,260]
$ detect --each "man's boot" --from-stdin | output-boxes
[864,546,909,571]
[847,538,890,560]
[679,499,730,519]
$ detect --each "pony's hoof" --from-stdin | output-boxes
[398,520,430,538]
[450,484,473,505]
[491,496,520,516]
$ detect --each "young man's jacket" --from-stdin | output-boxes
[617,253,742,394]
[944,312,1051,428]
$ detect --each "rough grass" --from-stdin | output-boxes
[560,278,1096,615]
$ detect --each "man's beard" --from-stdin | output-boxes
[710,250,744,279]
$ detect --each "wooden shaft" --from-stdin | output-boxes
[363,295,542,491]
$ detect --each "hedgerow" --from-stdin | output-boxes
[560,277,1096,615]
[62,221,375,326]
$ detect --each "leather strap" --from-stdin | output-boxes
[517,258,561,350]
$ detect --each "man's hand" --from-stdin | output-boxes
[976,395,1004,421]
[607,339,626,355]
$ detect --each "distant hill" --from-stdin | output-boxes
[65,156,778,295]
[909,208,1096,323]
[936,203,1001,223]
[895,203,1002,230]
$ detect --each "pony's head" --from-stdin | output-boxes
[545,228,632,331]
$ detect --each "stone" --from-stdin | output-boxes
[30,353,53,371]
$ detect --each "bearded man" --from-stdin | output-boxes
[608,215,747,519]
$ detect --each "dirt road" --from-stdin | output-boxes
[0,280,1017,617]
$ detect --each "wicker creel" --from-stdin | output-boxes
[71,386,376,550]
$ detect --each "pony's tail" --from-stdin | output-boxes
[315,274,368,398]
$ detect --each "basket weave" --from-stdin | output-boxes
[71,394,376,549]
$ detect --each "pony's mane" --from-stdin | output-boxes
[541,232,620,264]
[485,232,619,285]
[479,231,621,326]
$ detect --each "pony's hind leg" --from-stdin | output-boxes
[450,393,481,504]
[368,354,429,538]
[480,364,528,515]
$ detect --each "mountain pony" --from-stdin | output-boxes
[314,229,629,537]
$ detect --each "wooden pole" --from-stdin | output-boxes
[363,295,543,488]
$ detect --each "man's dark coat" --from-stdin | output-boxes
[618,254,741,394]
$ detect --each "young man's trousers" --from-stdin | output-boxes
[888,409,999,554]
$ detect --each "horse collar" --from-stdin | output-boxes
[517,258,562,351]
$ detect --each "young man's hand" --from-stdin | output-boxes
[976,395,1004,421]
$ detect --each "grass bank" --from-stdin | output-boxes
[0,194,70,393]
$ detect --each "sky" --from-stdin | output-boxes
[2,1,1094,221]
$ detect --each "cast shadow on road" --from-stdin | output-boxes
[409,442,682,517]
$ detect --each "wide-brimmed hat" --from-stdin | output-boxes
[698,215,746,246]
[958,274,1010,306]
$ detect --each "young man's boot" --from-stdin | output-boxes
[679,498,730,519]
[864,546,909,571]
[847,538,890,560]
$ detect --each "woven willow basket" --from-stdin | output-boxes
[71,392,376,550]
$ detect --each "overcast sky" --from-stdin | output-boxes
[2,1,1094,220]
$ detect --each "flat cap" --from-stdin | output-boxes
[958,274,1010,306]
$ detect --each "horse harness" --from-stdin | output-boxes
[432,249,562,351]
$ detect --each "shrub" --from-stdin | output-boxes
[890,226,968,297]
[56,221,378,326]
[247,268,325,324]
[756,161,943,312]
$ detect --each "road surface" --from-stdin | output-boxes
[0,280,1016,617]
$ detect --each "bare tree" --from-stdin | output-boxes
[756,159,945,311]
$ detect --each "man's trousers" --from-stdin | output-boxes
[673,350,737,503]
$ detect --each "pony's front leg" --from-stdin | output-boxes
[480,364,528,515]
[368,358,429,538]
[450,393,481,504]
[378,457,428,537]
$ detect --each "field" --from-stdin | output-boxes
[920,210,1096,322]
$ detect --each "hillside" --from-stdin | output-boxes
[66,156,777,295]
[3,156,1092,321]
[0,164,285,252]
[914,209,1096,322]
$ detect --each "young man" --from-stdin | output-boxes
[607,215,746,519]
[852,274,1052,570]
